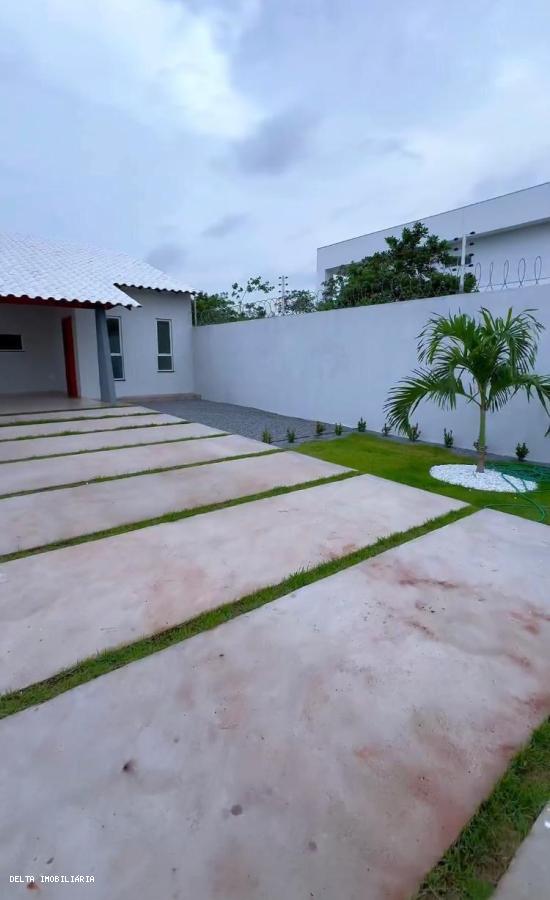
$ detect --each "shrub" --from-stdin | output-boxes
[286,428,295,443]
[334,422,343,436]
[515,441,529,461]
[406,423,421,442]
[381,422,391,436]
[315,421,326,436]
[357,417,367,432]
[443,427,454,448]
[262,429,273,444]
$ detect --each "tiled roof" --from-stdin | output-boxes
[0,232,192,308]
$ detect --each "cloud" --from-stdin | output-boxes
[358,136,422,162]
[146,241,186,273]
[2,0,550,298]
[232,108,319,175]
[0,0,258,139]
[202,213,249,238]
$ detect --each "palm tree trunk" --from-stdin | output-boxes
[476,402,487,473]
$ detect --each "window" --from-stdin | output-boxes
[156,319,173,372]
[107,317,124,380]
[0,334,23,351]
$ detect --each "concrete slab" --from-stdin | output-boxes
[0,423,223,462]
[0,413,183,440]
[0,475,463,692]
[0,511,548,900]
[493,803,550,900]
[0,393,109,415]
[0,434,272,496]
[0,452,350,555]
[0,405,151,425]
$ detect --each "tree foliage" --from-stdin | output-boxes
[320,222,476,309]
[385,307,550,471]
[194,223,477,323]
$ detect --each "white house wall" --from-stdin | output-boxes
[193,284,550,463]
[112,288,194,399]
[0,304,68,394]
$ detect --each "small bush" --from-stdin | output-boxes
[443,427,454,448]
[286,428,295,443]
[357,417,366,432]
[262,429,273,444]
[407,423,421,442]
[381,422,391,436]
[334,422,343,436]
[315,421,326,436]
[515,441,529,461]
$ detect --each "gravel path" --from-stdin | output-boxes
[146,398,349,446]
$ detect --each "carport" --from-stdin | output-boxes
[0,232,141,404]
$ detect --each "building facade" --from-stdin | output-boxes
[316,182,550,291]
[0,233,194,403]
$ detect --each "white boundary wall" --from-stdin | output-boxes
[193,284,550,463]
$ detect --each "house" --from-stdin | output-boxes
[0,232,194,404]
[317,181,550,290]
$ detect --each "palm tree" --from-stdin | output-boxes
[384,307,550,472]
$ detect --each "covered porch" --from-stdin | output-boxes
[0,298,127,405]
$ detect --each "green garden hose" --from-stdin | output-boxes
[485,461,550,522]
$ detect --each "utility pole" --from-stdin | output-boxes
[278,274,288,313]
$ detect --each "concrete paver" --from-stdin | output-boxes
[0,510,548,900]
[0,475,463,692]
[0,422,223,462]
[0,434,272,496]
[0,405,150,425]
[0,413,183,440]
[0,452,350,555]
[493,804,550,900]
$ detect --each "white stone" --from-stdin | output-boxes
[430,464,537,493]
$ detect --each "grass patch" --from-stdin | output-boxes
[0,504,472,719]
[0,470,358,563]
[415,718,550,899]
[298,433,550,523]
[0,448,282,500]
[0,411,152,428]
[0,431,227,464]
[0,419,188,443]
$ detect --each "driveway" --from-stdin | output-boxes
[1,395,549,899]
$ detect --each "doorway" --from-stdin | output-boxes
[61,316,79,398]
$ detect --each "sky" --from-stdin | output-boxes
[1,0,550,294]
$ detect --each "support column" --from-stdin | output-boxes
[95,307,117,404]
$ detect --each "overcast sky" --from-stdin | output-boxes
[1,0,550,292]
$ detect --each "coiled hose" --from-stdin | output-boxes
[486,462,550,522]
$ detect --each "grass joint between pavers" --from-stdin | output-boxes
[0,504,473,719]
[0,469,358,563]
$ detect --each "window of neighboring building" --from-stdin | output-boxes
[107,317,124,380]
[0,334,23,351]
[156,319,173,372]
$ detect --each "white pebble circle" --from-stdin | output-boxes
[430,464,537,493]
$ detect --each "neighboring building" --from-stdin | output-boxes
[0,232,194,403]
[316,182,550,290]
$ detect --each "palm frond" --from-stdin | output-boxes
[384,368,466,434]
[488,367,550,413]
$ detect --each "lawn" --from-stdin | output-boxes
[298,432,550,523]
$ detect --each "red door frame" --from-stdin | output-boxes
[61,316,79,398]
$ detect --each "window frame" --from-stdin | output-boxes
[0,333,24,352]
[106,316,125,381]
[156,318,174,373]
